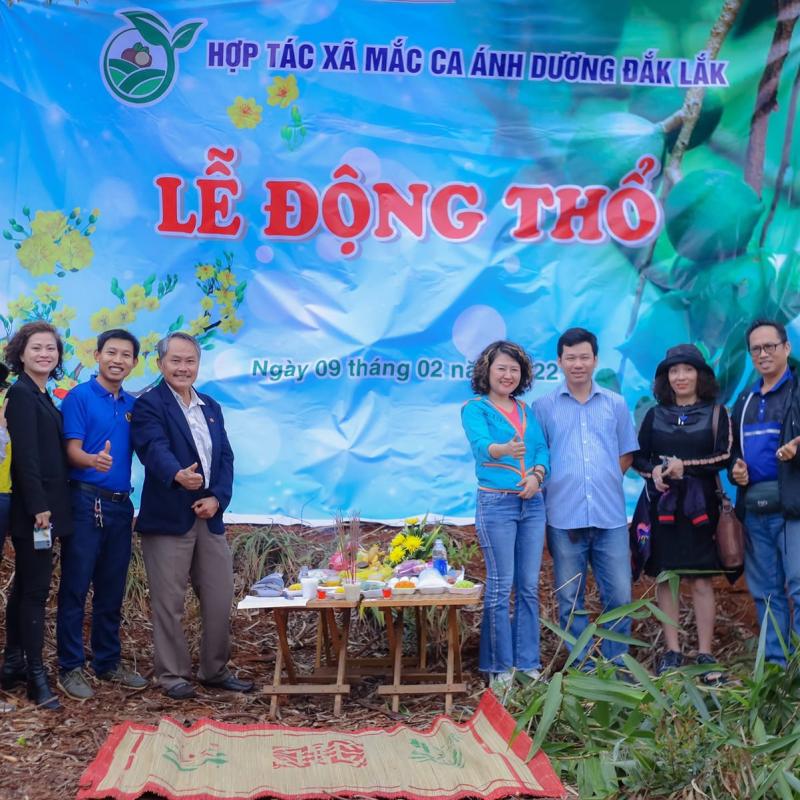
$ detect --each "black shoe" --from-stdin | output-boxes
[163,681,197,700]
[0,647,27,691]
[696,653,726,685]
[26,660,61,711]
[656,650,683,676]
[199,674,255,693]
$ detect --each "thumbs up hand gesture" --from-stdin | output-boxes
[93,440,113,473]
[505,433,526,459]
[175,461,204,491]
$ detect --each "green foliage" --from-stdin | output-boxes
[665,170,763,263]
[508,595,800,800]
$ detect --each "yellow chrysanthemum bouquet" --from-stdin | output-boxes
[387,516,443,576]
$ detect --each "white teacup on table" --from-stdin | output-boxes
[301,577,319,599]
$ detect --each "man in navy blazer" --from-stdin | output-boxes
[131,331,253,700]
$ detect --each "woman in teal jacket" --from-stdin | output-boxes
[461,340,549,691]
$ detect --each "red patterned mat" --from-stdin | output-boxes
[77,691,565,800]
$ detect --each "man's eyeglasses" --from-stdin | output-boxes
[749,343,784,356]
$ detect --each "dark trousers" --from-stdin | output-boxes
[56,489,134,674]
[5,536,54,661]
[0,493,9,560]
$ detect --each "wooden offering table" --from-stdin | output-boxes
[361,592,482,714]
[237,595,358,718]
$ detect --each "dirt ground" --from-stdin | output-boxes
[0,525,761,800]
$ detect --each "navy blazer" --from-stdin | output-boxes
[131,379,234,535]
[5,371,72,539]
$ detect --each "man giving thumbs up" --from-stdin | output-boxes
[58,329,148,701]
[131,332,251,700]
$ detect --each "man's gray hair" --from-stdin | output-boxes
[156,331,202,360]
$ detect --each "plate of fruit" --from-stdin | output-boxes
[449,579,482,596]
[285,582,303,598]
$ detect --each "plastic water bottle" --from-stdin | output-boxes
[432,538,448,576]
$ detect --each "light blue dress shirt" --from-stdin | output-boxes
[534,380,638,530]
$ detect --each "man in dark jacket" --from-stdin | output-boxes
[131,332,253,699]
[729,319,800,666]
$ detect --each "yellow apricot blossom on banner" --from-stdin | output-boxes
[59,230,94,271]
[214,288,236,306]
[140,332,160,353]
[17,235,59,276]
[227,96,263,129]
[200,296,214,311]
[75,337,98,368]
[125,284,147,310]
[144,296,160,311]
[187,316,207,336]
[217,269,236,288]
[34,283,60,304]
[111,305,137,326]
[52,306,77,328]
[219,314,243,334]
[8,295,35,318]
[90,307,114,332]
[267,74,298,108]
[30,210,68,241]
[195,264,215,281]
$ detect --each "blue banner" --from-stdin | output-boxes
[1,1,798,521]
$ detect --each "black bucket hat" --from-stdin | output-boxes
[655,344,714,377]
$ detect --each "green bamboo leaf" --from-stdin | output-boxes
[564,623,597,668]
[529,673,563,755]
[775,772,795,800]
[749,732,800,756]
[644,600,685,632]
[590,628,648,647]
[783,769,800,793]
[621,654,669,710]
[595,598,650,625]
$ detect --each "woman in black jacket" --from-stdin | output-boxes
[0,322,72,709]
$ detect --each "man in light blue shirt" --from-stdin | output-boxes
[535,328,638,666]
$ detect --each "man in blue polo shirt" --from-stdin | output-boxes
[57,329,148,700]
[730,319,800,666]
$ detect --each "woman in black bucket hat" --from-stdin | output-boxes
[633,344,733,682]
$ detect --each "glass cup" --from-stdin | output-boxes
[301,577,319,600]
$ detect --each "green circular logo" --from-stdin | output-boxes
[101,9,205,106]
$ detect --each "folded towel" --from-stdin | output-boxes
[250,571,284,595]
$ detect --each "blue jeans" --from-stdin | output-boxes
[475,491,546,673]
[546,525,632,663]
[57,489,134,674]
[744,512,800,666]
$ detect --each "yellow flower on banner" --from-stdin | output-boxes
[200,297,214,311]
[111,305,136,326]
[130,358,146,378]
[405,516,420,526]
[219,314,243,334]
[217,269,236,288]
[147,353,159,372]
[404,534,424,555]
[140,332,160,353]
[34,283,60,304]
[8,295,35,318]
[55,375,78,393]
[214,288,236,306]
[52,306,77,328]
[187,316,207,336]
[30,210,68,241]
[227,96,263,129]
[144,296,160,311]
[391,533,406,549]
[195,264,215,281]
[18,234,59,276]
[59,230,94,271]
[75,337,97,368]
[90,307,114,332]
[388,546,406,565]
[267,75,299,108]
[125,284,146,310]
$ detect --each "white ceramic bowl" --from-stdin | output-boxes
[392,586,417,596]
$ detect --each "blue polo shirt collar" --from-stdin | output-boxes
[88,375,129,401]
[751,367,792,396]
